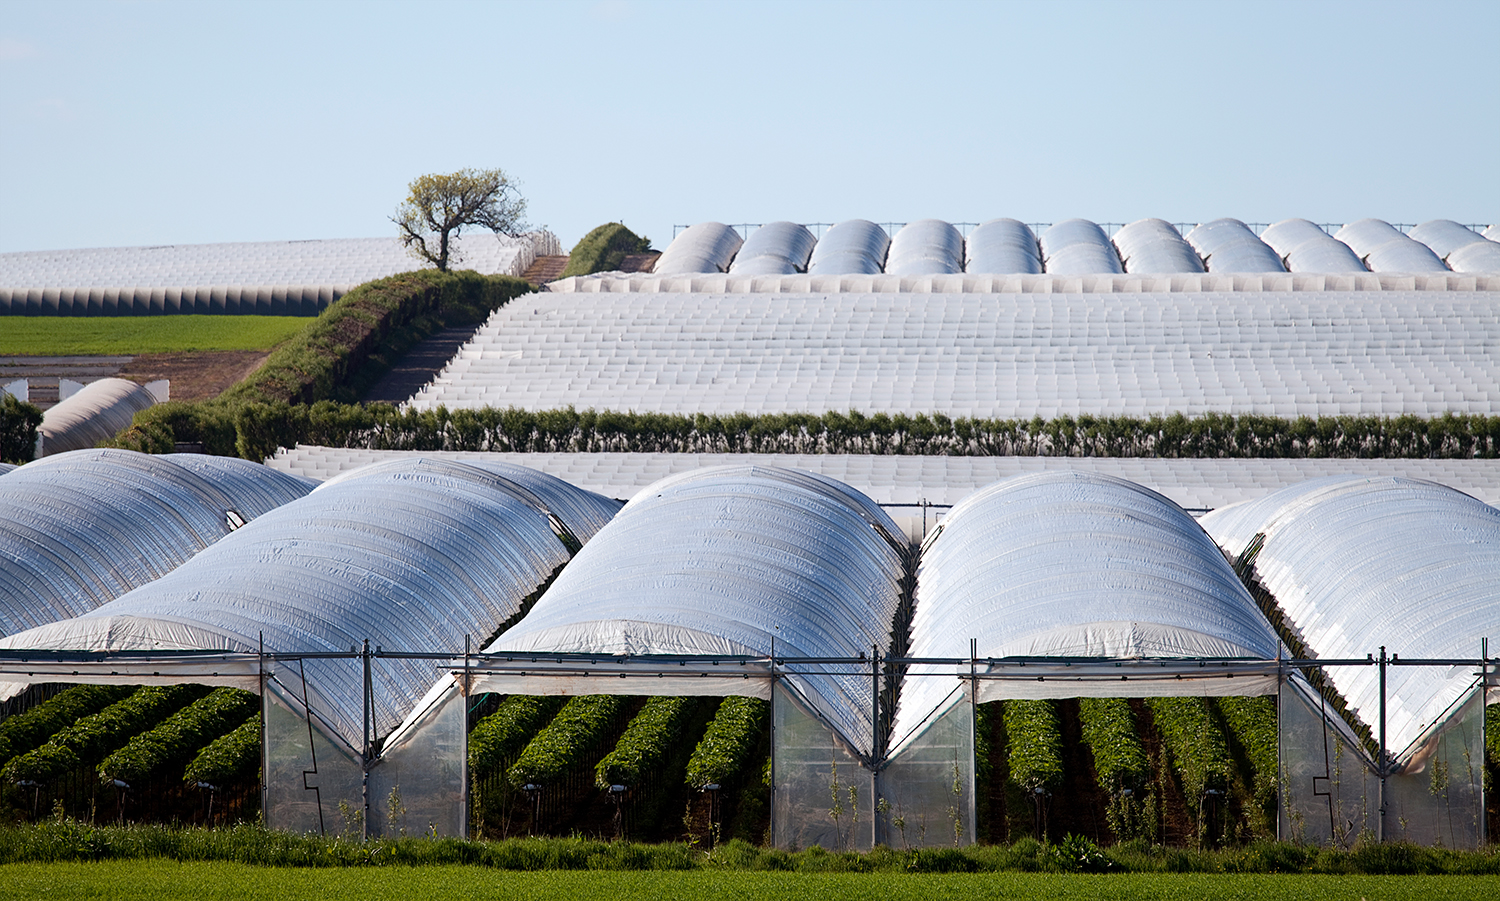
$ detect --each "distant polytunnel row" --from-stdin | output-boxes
[651,218,1500,276]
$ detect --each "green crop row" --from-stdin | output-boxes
[97,688,258,787]
[1077,698,1153,842]
[1003,700,1063,793]
[0,394,43,465]
[1213,696,1278,808]
[595,697,695,790]
[0,685,133,766]
[559,223,653,279]
[684,697,767,790]
[1488,705,1500,768]
[1,685,210,784]
[183,718,260,788]
[469,696,567,775]
[507,695,629,789]
[1145,698,1232,801]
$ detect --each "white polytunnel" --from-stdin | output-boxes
[38,377,158,456]
[0,457,623,746]
[885,219,964,275]
[1261,219,1367,273]
[0,448,313,636]
[1112,219,1206,274]
[1485,224,1500,243]
[1409,220,1500,272]
[964,218,1041,274]
[1184,218,1286,273]
[806,220,890,275]
[1200,476,1500,763]
[890,470,1284,756]
[0,464,14,476]
[480,465,909,758]
[728,222,816,275]
[652,222,744,275]
[1038,219,1123,274]
[1334,219,1448,273]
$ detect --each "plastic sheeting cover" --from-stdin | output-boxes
[886,220,964,276]
[964,219,1041,274]
[488,465,908,757]
[892,471,1282,753]
[0,449,313,636]
[1112,219,1205,274]
[1409,220,1489,260]
[807,220,890,275]
[1185,219,1285,273]
[729,222,816,276]
[1038,219,1123,275]
[1334,220,1447,273]
[38,378,157,456]
[653,223,744,275]
[1201,476,1500,759]
[1261,219,1367,273]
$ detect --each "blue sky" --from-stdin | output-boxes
[1,0,1495,253]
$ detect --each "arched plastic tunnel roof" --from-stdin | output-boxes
[487,465,909,757]
[38,378,159,456]
[0,449,313,636]
[892,471,1282,752]
[0,458,622,745]
[1200,476,1500,760]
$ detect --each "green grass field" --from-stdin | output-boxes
[0,316,311,356]
[0,862,1493,901]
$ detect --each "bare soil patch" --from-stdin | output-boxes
[116,351,268,403]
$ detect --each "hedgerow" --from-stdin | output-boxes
[0,686,134,768]
[559,223,652,279]
[182,718,260,787]
[1077,698,1152,841]
[1003,700,1063,793]
[595,697,695,790]
[0,393,42,464]
[1,685,211,784]
[684,697,767,789]
[469,696,568,776]
[507,695,629,788]
[97,688,258,787]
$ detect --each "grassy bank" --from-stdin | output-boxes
[0,316,310,356]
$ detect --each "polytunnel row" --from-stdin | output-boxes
[654,218,1500,276]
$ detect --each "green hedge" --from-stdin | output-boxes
[0,394,42,464]
[1077,698,1152,841]
[684,697,767,789]
[1,685,210,784]
[0,686,134,767]
[506,695,629,788]
[97,688,258,787]
[559,223,652,278]
[594,697,694,790]
[182,718,260,787]
[1003,700,1063,793]
[468,695,567,775]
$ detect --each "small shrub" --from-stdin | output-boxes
[0,393,42,464]
[560,223,652,278]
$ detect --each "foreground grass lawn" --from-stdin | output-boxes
[0,862,1496,901]
[0,316,310,355]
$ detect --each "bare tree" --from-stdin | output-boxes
[392,168,528,271]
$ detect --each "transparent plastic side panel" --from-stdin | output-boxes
[368,683,467,838]
[263,677,363,836]
[772,680,872,851]
[876,689,974,849]
[1278,677,1379,847]
[1385,687,1485,849]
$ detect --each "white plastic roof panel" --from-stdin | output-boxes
[1113,219,1205,274]
[1261,219,1367,273]
[0,464,13,476]
[807,220,890,275]
[652,223,744,275]
[1334,219,1447,273]
[0,458,606,744]
[1486,225,1500,243]
[1408,220,1489,260]
[964,219,1042,274]
[1447,240,1500,273]
[39,378,158,456]
[487,465,908,756]
[891,471,1282,749]
[0,449,313,636]
[1185,219,1285,273]
[1038,219,1123,274]
[886,220,964,276]
[1200,477,1500,759]
[728,222,817,276]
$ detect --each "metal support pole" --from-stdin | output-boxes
[871,643,880,851]
[362,638,372,842]
[1377,645,1387,842]
[462,634,471,839]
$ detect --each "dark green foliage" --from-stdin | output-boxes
[1487,704,1500,767]
[182,718,260,787]
[1002,700,1063,793]
[560,223,652,278]
[1145,697,1232,844]
[1213,696,1278,812]
[469,695,568,776]
[507,695,629,788]
[0,685,134,767]
[1,685,211,784]
[1077,698,1153,841]
[595,696,695,789]
[0,393,42,464]
[97,688,258,786]
[684,697,767,789]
